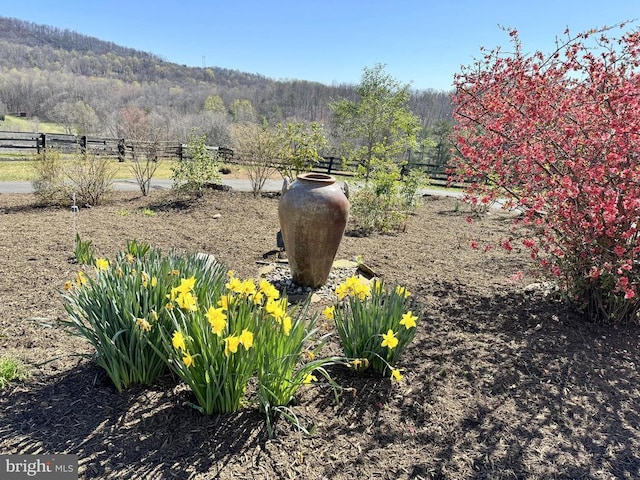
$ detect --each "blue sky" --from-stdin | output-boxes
[3,1,639,91]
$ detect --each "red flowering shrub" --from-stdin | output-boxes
[452,23,640,323]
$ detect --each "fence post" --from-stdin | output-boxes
[80,135,87,155]
[117,139,125,162]
[327,156,334,174]
[38,133,46,153]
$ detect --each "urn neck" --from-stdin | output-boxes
[296,173,336,185]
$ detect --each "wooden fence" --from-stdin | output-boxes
[308,156,454,185]
[0,130,454,184]
[0,131,233,162]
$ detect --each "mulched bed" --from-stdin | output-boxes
[1,188,639,479]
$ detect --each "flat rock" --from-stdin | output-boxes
[333,259,358,269]
[258,264,276,276]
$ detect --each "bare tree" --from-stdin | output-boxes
[230,123,282,196]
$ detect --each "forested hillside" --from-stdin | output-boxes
[0,16,453,149]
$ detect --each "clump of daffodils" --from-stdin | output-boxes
[164,270,339,420]
[327,276,420,380]
[61,246,227,392]
[62,241,340,433]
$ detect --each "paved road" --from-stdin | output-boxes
[0,178,464,198]
[0,178,285,194]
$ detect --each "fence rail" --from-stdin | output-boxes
[0,131,233,162]
[0,130,455,184]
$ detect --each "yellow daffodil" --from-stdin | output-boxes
[353,282,371,300]
[95,258,109,271]
[391,368,403,382]
[206,306,227,336]
[252,290,264,305]
[335,282,349,300]
[399,311,418,329]
[141,271,149,286]
[350,358,369,370]
[304,351,315,360]
[345,276,360,288]
[150,310,159,321]
[151,276,157,288]
[381,329,399,350]
[177,276,196,294]
[182,352,194,368]
[172,331,186,351]
[335,276,371,300]
[217,294,235,311]
[136,318,152,332]
[282,315,292,336]
[266,298,288,322]
[125,253,134,263]
[239,278,257,297]
[76,271,87,286]
[302,373,317,384]
[224,335,241,356]
[396,285,411,298]
[227,269,236,278]
[372,279,384,294]
[165,302,174,311]
[63,281,73,291]
[238,329,254,349]
[322,305,335,320]
[225,276,243,293]
[170,269,180,276]
[116,267,123,277]
[258,279,280,300]
[176,291,198,311]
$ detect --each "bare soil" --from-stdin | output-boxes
[1,186,639,479]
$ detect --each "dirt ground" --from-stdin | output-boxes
[1,183,640,480]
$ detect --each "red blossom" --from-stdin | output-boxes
[509,271,523,282]
[501,240,514,252]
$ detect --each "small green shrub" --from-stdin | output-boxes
[172,133,222,194]
[400,168,429,209]
[32,150,116,206]
[65,152,117,206]
[0,356,28,389]
[350,162,427,233]
[31,149,70,205]
[128,145,162,196]
[274,122,327,180]
[350,187,407,233]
